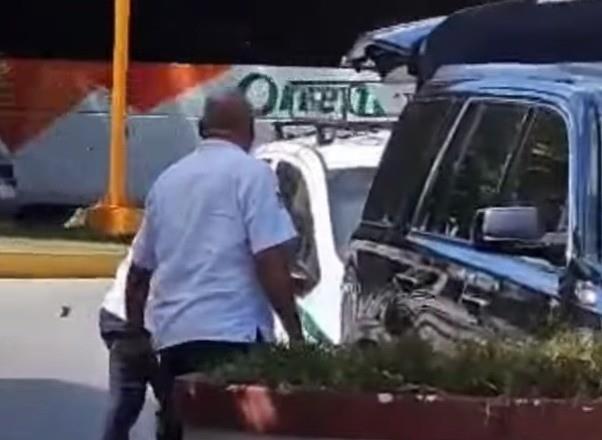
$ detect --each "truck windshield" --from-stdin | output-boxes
[327,167,377,260]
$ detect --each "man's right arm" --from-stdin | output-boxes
[125,262,152,332]
[125,198,157,333]
[254,244,303,342]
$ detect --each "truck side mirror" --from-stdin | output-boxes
[471,206,543,246]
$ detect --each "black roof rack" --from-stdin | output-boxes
[271,119,394,146]
[281,79,402,121]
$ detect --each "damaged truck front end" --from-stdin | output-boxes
[341,0,602,349]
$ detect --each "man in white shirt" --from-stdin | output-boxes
[124,89,302,440]
[99,250,162,440]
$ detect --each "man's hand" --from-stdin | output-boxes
[254,245,304,342]
[113,334,154,360]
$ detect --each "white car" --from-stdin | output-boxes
[254,125,388,344]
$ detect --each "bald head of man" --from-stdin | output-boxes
[200,88,255,151]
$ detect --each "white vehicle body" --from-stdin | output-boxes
[254,128,387,344]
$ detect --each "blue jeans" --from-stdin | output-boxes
[100,309,162,440]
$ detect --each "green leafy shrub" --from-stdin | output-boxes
[203,332,602,398]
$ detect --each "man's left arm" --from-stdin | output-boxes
[125,213,157,332]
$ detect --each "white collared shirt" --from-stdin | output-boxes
[101,249,133,322]
[101,249,154,331]
[132,139,296,350]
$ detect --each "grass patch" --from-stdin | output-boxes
[206,333,602,398]
[0,219,130,244]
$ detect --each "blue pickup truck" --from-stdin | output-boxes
[341,0,602,350]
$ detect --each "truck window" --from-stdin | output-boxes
[362,98,460,226]
[415,102,529,238]
[415,102,568,247]
[503,108,568,236]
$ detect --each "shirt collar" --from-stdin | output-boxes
[198,138,242,151]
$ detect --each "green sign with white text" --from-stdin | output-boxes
[238,73,399,120]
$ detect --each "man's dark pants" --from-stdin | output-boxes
[99,309,163,440]
[157,339,256,440]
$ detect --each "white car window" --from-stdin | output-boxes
[275,161,320,287]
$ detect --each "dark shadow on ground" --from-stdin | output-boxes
[0,379,107,440]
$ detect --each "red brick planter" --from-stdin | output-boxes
[175,375,602,440]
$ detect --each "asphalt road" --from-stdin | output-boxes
[0,279,156,440]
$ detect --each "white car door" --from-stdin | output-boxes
[270,150,342,344]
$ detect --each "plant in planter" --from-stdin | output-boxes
[201,332,602,397]
[175,334,602,440]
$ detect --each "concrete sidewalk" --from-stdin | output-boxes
[0,237,127,278]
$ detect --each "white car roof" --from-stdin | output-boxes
[255,128,389,170]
